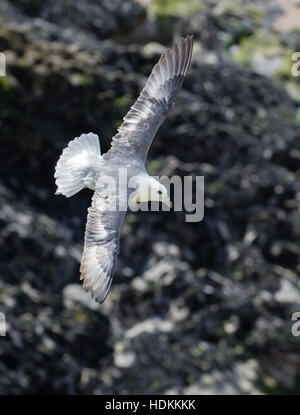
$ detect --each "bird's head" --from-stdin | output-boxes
[136,176,172,208]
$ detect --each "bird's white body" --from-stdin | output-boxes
[54,36,193,303]
[55,132,171,205]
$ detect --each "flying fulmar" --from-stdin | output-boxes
[54,35,194,303]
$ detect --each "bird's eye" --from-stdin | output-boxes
[158,190,162,195]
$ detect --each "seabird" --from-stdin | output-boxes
[54,35,194,303]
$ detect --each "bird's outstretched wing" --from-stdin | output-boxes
[108,35,193,162]
[80,181,126,303]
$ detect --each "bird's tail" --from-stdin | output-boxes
[54,132,101,197]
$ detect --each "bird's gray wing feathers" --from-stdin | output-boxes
[109,35,193,162]
[80,183,126,303]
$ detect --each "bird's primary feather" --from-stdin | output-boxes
[108,35,193,162]
[80,189,126,303]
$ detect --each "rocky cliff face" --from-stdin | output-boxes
[0,0,300,394]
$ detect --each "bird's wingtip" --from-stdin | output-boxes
[182,34,194,42]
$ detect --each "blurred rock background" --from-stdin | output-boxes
[0,0,300,395]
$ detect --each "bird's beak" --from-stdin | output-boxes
[162,195,172,209]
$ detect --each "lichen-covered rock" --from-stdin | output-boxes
[6,0,146,41]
